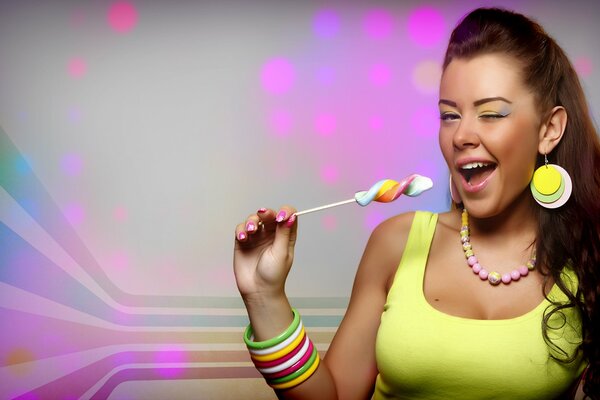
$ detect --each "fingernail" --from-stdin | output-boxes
[257,208,267,214]
[246,221,256,232]
[286,213,297,228]
[238,231,247,240]
[276,211,287,222]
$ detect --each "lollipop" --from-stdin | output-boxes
[294,174,433,216]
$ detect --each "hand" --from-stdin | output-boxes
[233,206,298,302]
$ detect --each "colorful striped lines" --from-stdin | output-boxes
[0,125,346,399]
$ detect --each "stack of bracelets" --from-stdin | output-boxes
[244,308,320,390]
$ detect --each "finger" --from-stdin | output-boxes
[235,222,248,242]
[244,214,261,236]
[256,207,276,224]
[272,206,298,252]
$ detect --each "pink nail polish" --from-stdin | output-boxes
[238,231,247,240]
[276,211,286,222]
[257,208,267,214]
[246,222,256,232]
[286,214,297,228]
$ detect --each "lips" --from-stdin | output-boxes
[457,160,497,192]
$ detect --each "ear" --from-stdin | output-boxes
[538,106,567,154]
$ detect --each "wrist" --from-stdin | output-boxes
[242,292,294,342]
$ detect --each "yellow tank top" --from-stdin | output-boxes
[374,211,586,399]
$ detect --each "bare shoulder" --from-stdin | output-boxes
[355,211,417,290]
[369,211,415,246]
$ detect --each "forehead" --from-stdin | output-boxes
[439,53,529,103]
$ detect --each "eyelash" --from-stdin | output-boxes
[479,113,507,119]
[439,113,508,121]
[440,113,460,121]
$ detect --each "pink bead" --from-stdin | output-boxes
[467,256,478,266]
[518,265,529,276]
[510,270,521,281]
[472,263,482,273]
[501,273,512,284]
[478,269,489,280]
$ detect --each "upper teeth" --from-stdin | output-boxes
[461,162,490,169]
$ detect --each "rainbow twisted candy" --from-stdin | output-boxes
[354,174,433,206]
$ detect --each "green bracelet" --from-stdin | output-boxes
[244,308,300,350]
[268,346,319,385]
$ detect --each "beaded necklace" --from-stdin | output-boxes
[460,209,536,286]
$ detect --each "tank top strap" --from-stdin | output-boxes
[387,211,438,303]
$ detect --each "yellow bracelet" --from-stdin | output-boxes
[251,327,305,363]
[269,351,320,390]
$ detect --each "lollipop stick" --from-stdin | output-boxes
[294,198,357,216]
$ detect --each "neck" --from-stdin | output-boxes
[466,191,538,246]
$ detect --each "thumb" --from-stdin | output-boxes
[272,212,298,259]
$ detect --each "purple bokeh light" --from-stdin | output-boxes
[313,9,340,38]
[67,106,82,124]
[60,153,83,176]
[316,66,336,86]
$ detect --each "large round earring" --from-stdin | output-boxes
[530,154,572,209]
[450,175,462,204]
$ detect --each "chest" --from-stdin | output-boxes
[423,226,548,320]
[375,305,581,399]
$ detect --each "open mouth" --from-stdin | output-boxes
[460,162,497,186]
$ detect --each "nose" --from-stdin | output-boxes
[452,117,480,150]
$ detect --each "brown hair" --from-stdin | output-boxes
[444,8,600,398]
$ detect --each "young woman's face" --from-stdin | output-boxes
[438,53,542,217]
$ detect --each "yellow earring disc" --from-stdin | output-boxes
[532,165,562,195]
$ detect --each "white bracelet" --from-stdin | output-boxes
[257,335,311,374]
[248,320,304,356]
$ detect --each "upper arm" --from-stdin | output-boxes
[323,212,414,400]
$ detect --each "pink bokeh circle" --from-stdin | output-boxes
[574,56,593,77]
[107,2,138,33]
[261,58,296,95]
[407,6,445,48]
[67,58,87,78]
[315,113,337,136]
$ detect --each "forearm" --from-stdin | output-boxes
[242,292,295,341]
[275,363,338,400]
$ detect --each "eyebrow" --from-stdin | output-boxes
[438,97,513,107]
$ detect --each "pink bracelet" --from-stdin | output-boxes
[251,333,307,369]
[263,339,314,380]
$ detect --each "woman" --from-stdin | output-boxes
[234,8,599,399]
